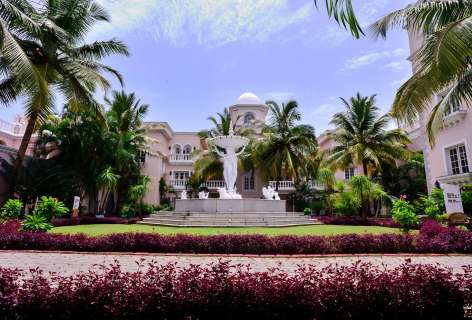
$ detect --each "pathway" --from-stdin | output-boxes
[1,251,471,275]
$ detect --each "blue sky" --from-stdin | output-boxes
[3,0,414,134]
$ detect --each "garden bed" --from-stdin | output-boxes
[0,260,470,319]
[317,216,400,228]
[51,216,143,227]
[0,220,471,255]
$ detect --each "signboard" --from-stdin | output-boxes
[72,196,80,218]
[73,196,80,210]
[442,184,464,214]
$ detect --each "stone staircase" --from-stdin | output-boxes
[138,212,320,227]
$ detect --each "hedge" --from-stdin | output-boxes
[0,220,471,254]
[0,261,471,319]
[317,216,400,228]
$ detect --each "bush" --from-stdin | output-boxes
[392,198,419,232]
[0,261,470,319]
[140,203,155,216]
[318,216,400,228]
[462,190,472,215]
[21,214,53,232]
[332,190,361,216]
[33,196,69,221]
[0,199,23,219]
[303,208,311,215]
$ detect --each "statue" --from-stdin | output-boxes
[209,122,249,199]
[180,190,187,200]
[198,191,209,199]
[262,186,280,200]
[213,144,245,193]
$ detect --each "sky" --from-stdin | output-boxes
[3,0,414,134]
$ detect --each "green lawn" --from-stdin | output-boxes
[50,224,403,237]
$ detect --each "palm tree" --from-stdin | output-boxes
[370,1,472,144]
[255,100,318,191]
[0,0,128,192]
[105,91,149,213]
[326,93,410,176]
[314,0,363,38]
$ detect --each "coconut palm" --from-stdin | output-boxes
[105,91,149,213]
[254,100,318,190]
[370,1,472,144]
[314,0,363,38]
[326,93,410,176]
[0,0,129,191]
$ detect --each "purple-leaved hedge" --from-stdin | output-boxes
[0,260,471,319]
[0,220,471,254]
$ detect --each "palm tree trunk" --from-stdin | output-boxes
[362,160,368,176]
[9,113,38,198]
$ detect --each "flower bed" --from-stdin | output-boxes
[0,261,470,319]
[51,216,142,227]
[318,216,400,228]
[1,220,471,254]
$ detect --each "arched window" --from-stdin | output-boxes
[243,112,255,125]
[172,144,182,154]
[183,145,192,155]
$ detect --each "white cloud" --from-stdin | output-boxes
[383,61,410,71]
[92,0,311,47]
[343,48,408,70]
[262,91,295,102]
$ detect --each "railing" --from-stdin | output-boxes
[269,180,325,191]
[201,180,225,189]
[169,154,193,162]
[170,179,226,190]
[170,179,188,190]
[0,119,23,135]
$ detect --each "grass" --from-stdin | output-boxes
[50,224,403,237]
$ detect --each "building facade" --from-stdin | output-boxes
[405,30,472,191]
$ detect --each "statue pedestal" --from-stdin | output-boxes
[175,199,286,213]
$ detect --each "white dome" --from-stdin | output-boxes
[236,92,262,105]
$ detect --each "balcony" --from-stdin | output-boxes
[443,109,468,128]
[170,179,226,191]
[268,180,325,192]
[170,179,188,190]
[0,119,24,136]
[437,172,472,186]
[168,153,193,165]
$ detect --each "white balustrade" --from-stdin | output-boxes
[169,154,193,162]
[170,179,188,190]
[268,181,295,190]
[201,180,226,189]
[0,119,23,135]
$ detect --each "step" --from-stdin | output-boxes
[137,221,318,227]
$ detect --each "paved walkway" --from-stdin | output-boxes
[0,251,471,275]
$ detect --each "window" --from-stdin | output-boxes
[440,93,462,115]
[447,144,469,175]
[183,145,192,154]
[138,150,146,164]
[344,167,355,180]
[172,144,181,154]
[174,171,190,180]
[243,112,255,125]
[243,174,255,191]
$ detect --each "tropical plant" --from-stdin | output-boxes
[371,1,472,144]
[316,167,336,215]
[332,188,361,216]
[391,197,419,232]
[326,93,411,176]
[21,213,53,232]
[0,198,22,219]
[97,167,120,214]
[126,175,151,216]
[33,196,69,221]
[106,91,150,213]
[349,175,391,218]
[254,100,318,190]
[0,0,128,194]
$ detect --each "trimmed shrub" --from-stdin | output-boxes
[318,216,400,228]
[0,199,23,219]
[0,261,470,319]
[51,216,141,227]
[34,196,69,221]
[1,219,471,255]
[392,198,419,232]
